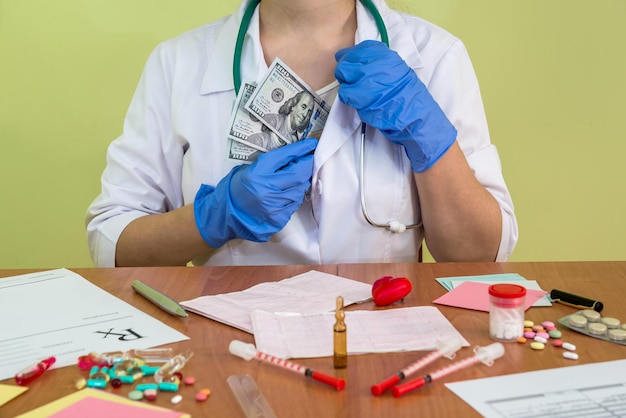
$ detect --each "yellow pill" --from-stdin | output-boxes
[530,342,545,350]
[73,376,86,390]
[523,320,534,328]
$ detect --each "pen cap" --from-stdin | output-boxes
[473,343,505,366]
[435,335,464,359]
[229,340,258,361]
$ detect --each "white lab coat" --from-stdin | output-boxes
[86,0,518,267]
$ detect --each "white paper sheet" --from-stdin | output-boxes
[251,306,470,358]
[445,359,626,417]
[0,269,189,381]
[180,270,373,333]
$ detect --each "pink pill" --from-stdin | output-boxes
[532,325,544,332]
[524,331,536,339]
[551,339,563,347]
[183,376,196,385]
[195,391,210,402]
[542,321,555,328]
[536,332,550,339]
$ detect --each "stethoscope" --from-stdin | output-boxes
[233,0,420,234]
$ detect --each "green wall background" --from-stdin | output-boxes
[1,1,624,268]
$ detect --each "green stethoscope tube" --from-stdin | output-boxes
[233,0,388,95]
[232,0,418,233]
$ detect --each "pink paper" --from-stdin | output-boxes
[49,396,185,418]
[433,281,547,312]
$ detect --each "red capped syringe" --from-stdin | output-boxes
[229,340,345,391]
[371,335,464,396]
[392,342,505,398]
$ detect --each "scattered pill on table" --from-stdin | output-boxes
[136,383,158,391]
[517,337,527,344]
[530,342,545,350]
[195,392,209,402]
[128,390,144,401]
[562,342,576,351]
[548,330,562,339]
[171,394,183,404]
[534,336,548,344]
[144,389,158,400]
[184,376,196,385]
[551,339,563,347]
[563,351,579,360]
[73,376,86,390]
[158,382,180,392]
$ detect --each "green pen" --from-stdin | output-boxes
[131,280,188,317]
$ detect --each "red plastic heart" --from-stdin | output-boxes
[372,276,412,306]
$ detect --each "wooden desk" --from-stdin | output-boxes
[2,262,625,417]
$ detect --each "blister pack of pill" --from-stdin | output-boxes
[557,309,626,345]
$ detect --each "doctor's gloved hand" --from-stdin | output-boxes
[194,138,317,248]
[335,40,457,172]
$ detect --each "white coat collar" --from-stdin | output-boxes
[200,1,265,95]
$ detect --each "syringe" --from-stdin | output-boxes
[371,335,464,396]
[229,340,345,391]
[391,342,505,398]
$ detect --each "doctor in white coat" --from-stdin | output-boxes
[86,0,518,267]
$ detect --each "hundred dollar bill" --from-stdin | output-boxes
[227,81,267,163]
[227,137,262,163]
[244,58,330,151]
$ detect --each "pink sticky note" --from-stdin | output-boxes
[433,281,547,312]
[49,396,185,418]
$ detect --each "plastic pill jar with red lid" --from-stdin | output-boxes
[488,284,527,341]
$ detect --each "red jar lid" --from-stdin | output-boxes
[488,283,526,298]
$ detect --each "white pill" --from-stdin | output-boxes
[562,342,576,351]
[171,394,182,404]
[534,336,547,344]
[563,351,579,360]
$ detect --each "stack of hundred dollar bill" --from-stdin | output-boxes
[227,58,332,163]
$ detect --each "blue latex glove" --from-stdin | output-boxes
[335,40,457,172]
[194,138,317,248]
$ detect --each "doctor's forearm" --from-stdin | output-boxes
[416,143,502,262]
[115,205,212,267]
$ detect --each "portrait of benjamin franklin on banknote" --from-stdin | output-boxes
[246,91,315,151]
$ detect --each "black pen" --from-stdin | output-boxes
[132,280,188,317]
[549,289,604,312]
